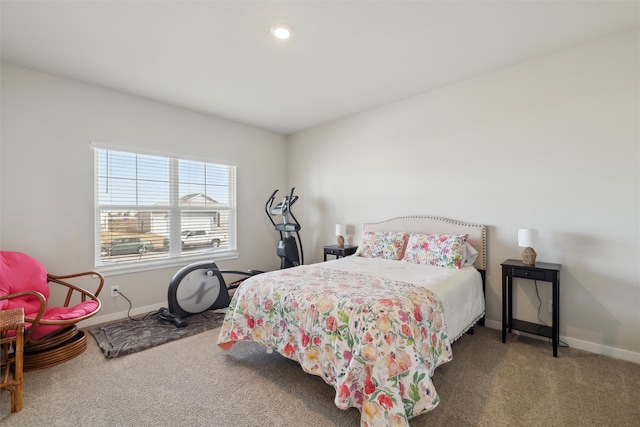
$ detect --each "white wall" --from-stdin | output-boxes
[1,30,638,361]
[0,63,287,321]
[288,30,640,361]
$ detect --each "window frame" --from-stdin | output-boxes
[92,142,238,275]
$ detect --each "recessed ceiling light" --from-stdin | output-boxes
[271,24,292,40]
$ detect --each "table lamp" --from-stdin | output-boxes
[518,228,537,265]
[335,224,346,248]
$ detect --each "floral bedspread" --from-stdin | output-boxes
[217,264,453,427]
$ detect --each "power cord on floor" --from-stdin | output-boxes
[533,280,548,326]
[113,289,159,321]
[533,281,570,349]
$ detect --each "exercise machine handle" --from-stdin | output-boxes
[265,190,278,228]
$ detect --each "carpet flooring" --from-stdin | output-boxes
[2,326,639,426]
[89,310,225,358]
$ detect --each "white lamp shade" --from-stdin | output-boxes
[335,224,346,236]
[518,228,535,247]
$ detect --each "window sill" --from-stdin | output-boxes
[96,250,240,276]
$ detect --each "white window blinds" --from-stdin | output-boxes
[94,144,236,267]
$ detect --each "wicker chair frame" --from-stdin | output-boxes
[0,270,103,371]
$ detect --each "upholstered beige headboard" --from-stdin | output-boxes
[363,216,487,271]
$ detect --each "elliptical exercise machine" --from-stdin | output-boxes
[166,261,259,323]
[161,188,302,327]
[266,188,303,268]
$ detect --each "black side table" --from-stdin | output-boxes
[501,259,562,357]
[323,245,358,261]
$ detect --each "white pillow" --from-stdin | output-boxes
[463,242,479,267]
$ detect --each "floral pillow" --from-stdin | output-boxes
[402,233,468,269]
[354,231,408,260]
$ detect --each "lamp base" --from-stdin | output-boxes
[337,235,345,248]
[522,247,537,265]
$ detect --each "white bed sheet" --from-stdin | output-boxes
[320,256,485,341]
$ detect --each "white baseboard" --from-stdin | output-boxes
[78,302,167,329]
[81,311,639,364]
[483,319,640,364]
[78,303,228,329]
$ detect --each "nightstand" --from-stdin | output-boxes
[501,259,561,357]
[323,245,358,261]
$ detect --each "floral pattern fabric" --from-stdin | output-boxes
[402,234,468,269]
[217,265,452,427]
[354,231,408,260]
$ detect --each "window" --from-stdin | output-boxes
[94,144,237,270]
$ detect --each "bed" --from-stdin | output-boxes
[217,216,486,427]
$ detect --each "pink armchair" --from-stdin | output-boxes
[0,251,103,370]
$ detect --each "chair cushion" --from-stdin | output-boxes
[0,251,50,311]
[26,300,100,339]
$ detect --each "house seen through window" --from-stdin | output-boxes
[94,145,236,267]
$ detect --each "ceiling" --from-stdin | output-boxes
[1,1,638,135]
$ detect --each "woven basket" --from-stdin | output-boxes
[0,308,24,331]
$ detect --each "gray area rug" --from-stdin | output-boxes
[88,310,225,358]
